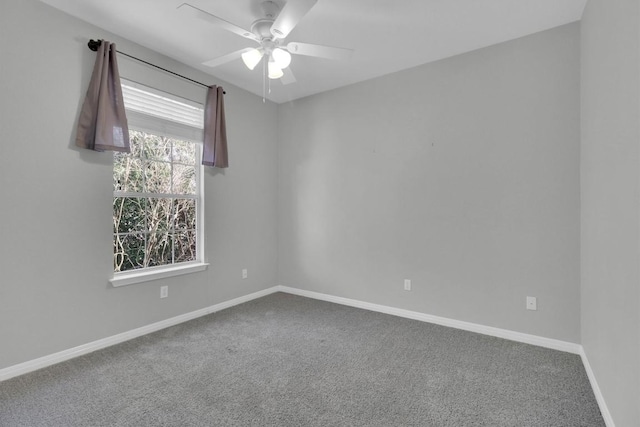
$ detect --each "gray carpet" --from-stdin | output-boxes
[0,292,604,426]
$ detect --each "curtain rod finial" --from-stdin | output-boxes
[88,39,102,52]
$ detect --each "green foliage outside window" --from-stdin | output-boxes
[113,130,198,272]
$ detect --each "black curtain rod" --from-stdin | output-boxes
[87,39,225,94]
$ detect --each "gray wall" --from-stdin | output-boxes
[278,24,581,343]
[580,0,640,425]
[0,0,279,370]
[3,1,638,421]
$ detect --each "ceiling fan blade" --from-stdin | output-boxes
[280,67,297,85]
[286,42,353,60]
[270,0,318,39]
[178,3,258,42]
[202,48,253,68]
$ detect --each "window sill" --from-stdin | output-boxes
[110,262,209,287]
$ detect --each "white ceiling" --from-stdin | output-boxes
[40,0,587,104]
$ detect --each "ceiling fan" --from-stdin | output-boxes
[178,0,353,85]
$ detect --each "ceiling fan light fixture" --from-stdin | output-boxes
[241,48,264,70]
[268,61,284,79]
[272,48,292,69]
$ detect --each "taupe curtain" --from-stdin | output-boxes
[76,40,130,152]
[202,85,228,168]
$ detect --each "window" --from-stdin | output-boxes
[111,81,206,285]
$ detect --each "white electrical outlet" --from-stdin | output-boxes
[160,286,168,299]
[526,296,537,311]
[242,269,248,279]
[404,279,411,291]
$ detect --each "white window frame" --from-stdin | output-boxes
[110,80,208,287]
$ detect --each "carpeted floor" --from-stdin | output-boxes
[0,292,604,426]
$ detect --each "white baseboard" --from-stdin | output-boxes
[277,286,619,424]
[579,347,615,427]
[1,283,613,427]
[0,286,280,382]
[276,286,581,354]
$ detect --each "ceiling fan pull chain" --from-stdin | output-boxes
[262,56,266,103]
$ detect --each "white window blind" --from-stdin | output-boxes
[121,80,204,141]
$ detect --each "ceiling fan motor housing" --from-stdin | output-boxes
[251,1,281,40]
[251,19,276,40]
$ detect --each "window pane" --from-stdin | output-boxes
[144,160,171,194]
[147,198,173,233]
[142,134,172,162]
[128,131,144,158]
[172,164,196,194]
[174,231,196,263]
[172,139,196,164]
[114,156,144,193]
[113,197,146,233]
[174,199,196,230]
[146,233,172,267]
[114,233,146,272]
